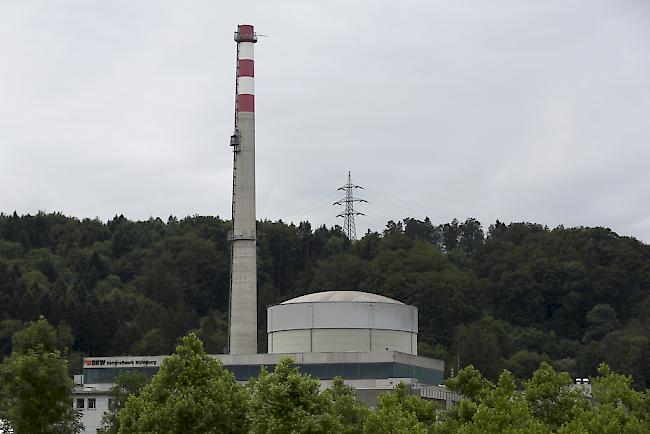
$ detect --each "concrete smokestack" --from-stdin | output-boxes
[228,24,258,354]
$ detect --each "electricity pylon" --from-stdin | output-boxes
[334,171,367,240]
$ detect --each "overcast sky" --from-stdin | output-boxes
[1,0,649,242]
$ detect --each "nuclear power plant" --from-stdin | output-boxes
[71,24,455,433]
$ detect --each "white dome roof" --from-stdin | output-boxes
[281,291,403,305]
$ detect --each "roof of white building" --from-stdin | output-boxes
[281,291,403,305]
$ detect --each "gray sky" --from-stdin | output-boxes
[1,0,649,242]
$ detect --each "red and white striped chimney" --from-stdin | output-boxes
[236,24,256,114]
[229,24,258,354]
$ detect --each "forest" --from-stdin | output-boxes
[0,212,649,388]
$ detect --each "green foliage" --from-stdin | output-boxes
[437,362,650,433]
[584,304,620,342]
[98,370,149,434]
[0,317,82,433]
[246,358,341,434]
[0,317,23,355]
[591,363,641,410]
[321,377,369,433]
[104,339,641,433]
[454,316,509,379]
[118,333,248,433]
[363,383,429,434]
[523,362,588,428]
[439,369,546,433]
[453,370,544,433]
[506,350,550,381]
[445,365,494,402]
[11,315,73,355]
[558,365,650,434]
[195,309,228,354]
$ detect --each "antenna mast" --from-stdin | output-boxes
[334,171,367,240]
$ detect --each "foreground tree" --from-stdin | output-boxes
[558,363,650,433]
[246,358,342,433]
[523,362,588,429]
[321,377,369,433]
[461,370,546,433]
[0,317,82,433]
[445,364,493,403]
[436,362,650,433]
[97,370,148,434]
[436,368,545,433]
[118,333,248,433]
[364,383,435,434]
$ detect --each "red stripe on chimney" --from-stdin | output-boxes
[238,59,254,77]
[237,94,254,113]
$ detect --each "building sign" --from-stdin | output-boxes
[83,357,165,368]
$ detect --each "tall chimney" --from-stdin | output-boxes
[228,24,258,354]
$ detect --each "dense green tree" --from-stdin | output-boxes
[523,362,588,429]
[455,316,509,379]
[10,315,74,355]
[246,358,341,434]
[97,371,149,434]
[195,309,228,354]
[584,304,620,342]
[506,350,550,381]
[459,217,485,254]
[578,321,650,389]
[119,333,248,433]
[363,383,429,434]
[321,377,369,433]
[599,326,650,389]
[558,364,650,433]
[0,317,82,433]
[437,362,650,433]
[445,365,493,402]
[437,367,545,433]
[0,317,23,356]
[455,370,546,433]
[404,217,443,247]
[307,253,371,293]
[441,218,461,252]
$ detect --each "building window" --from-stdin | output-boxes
[88,398,96,409]
[76,398,84,409]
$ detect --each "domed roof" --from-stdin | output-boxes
[281,291,403,305]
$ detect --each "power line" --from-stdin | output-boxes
[362,188,457,221]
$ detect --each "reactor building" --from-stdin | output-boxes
[71,24,456,433]
[268,291,418,355]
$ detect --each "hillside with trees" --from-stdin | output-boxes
[0,212,649,388]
